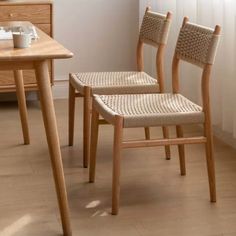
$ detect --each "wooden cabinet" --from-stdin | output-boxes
[0,0,53,92]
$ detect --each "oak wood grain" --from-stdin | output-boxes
[0,5,50,23]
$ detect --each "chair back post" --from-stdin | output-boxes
[157,12,172,93]
[201,65,212,114]
[172,17,189,94]
[156,44,165,92]
[136,39,144,71]
[137,7,150,72]
[172,53,180,93]
[201,25,221,114]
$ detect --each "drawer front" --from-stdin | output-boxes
[35,24,51,36]
[0,5,51,24]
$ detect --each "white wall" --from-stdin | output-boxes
[54,0,139,86]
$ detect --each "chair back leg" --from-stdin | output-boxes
[68,82,76,146]
[144,127,150,140]
[144,126,171,160]
[176,125,186,175]
[162,126,171,160]
[204,121,216,202]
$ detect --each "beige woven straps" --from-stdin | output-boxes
[139,10,171,47]
[175,22,220,67]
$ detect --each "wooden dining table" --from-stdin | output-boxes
[0,21,73,236]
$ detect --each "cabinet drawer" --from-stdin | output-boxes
[22,70,52,84]
[0,71,15,86]
[0,5,51,24]
[0,71,34,88]
[35,24,51,36]
[0,63,52,88]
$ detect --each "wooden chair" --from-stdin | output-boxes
[68,8,172,168]
[89,17,221,215]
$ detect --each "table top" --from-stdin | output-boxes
[0,21,73,61]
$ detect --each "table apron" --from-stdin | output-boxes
[0,60,49,71]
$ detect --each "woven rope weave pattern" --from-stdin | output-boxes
[70,71,159,95]
[176,22,220,67]
[140,11,170,47]
[95,94,204,127]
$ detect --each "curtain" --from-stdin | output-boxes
[140,0,236,146]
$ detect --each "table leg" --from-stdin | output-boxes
[14,70,30,145]
[34,60,72,236]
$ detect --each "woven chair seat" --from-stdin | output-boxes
[94,93,205,128]
[70,71,159,95]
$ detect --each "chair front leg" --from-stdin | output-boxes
[83,87,91,168]
[162,126,171,160]
[204,121,216,202]
[68,82,76,146]
[89,105,99,183]
[112,115,124,215]
[176,125,186,175]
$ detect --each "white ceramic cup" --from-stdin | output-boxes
[13,33,31,48]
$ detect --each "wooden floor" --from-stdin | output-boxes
[1,99,236,236]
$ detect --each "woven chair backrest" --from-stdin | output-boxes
[175,22,220,67]
[139,10,171,48]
